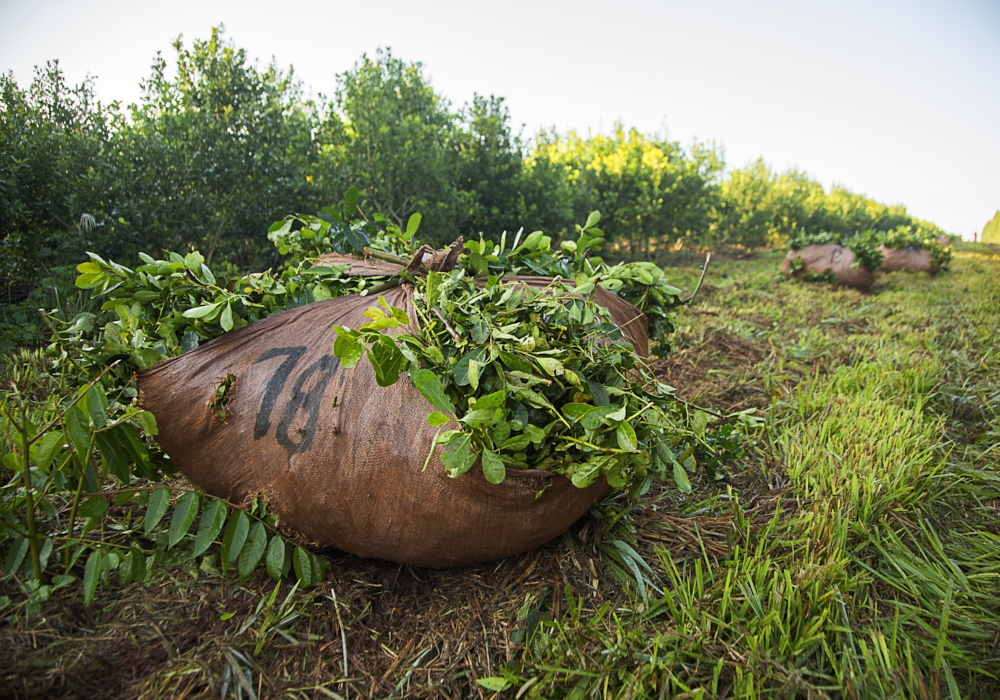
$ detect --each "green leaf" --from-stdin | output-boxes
[482,449,506,484]
[94,430,130,482]
[427,411,451,427]
[405,212,422,236]
[500,433,531,452]
[454,348,487,387]
[673,459,692,493]
[34,432,64,471]
[220,303,234,332]
[343,185,360,217]
[221,510,250,571]
[137,411,159,437]
[333,328,363,368]
[616,422,638,452]
[63,406,90,462]
[144,488,170,536]
[605,404,627,423]
[461,407,503,429]
[368,341,405,387]
[265,536,286,580]
[477,677,511,692]
[77,495,108,520]
[239,522,268,581]
[472,390,506,411]
[83,550,102,606]
[411,369,456,415]
[192,500,228,558]
[182,302,222,319]
[293,546,313,587]
[440,433,477,478]
[167,492,201,549]
[85,385,108,429]
[123,546,145,585]
[584,211,601,229]
[4,537,28,576]
[562,403,597,422]
[114,423,152,476]
[535,356,564,377]
[571,456,606,488]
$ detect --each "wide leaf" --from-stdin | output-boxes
[191,499,228,558]
[167,492,201,549]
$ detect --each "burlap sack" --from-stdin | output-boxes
[781,244,874,290]
[138,274,648,567]
[877,245,940,275]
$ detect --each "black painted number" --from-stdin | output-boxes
[253,347,339,455]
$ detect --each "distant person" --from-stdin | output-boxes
[973,231,978,242]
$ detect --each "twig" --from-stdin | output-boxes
[23,361,120,448]
[681,253,712,304]
[672,395,728,421]
[330,585,350,696]
[362,247,409,265]
[432,307,461,342]
[359,278,403,297]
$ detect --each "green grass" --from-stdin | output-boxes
[3,245,999,698]
[515,247,1000,698]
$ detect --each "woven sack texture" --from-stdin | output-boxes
[138,272,648,567]
[781,244,875,290]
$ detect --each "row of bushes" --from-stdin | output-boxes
[2,28,946,305]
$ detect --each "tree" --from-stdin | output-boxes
[983,211,1000,244]
[452,94,526,238]
[118,26,318,268]
[526,126,723,258]
[715,160,781,249]
[332,48,459,245]
[0,63,119,298]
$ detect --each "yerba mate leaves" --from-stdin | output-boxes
[64,489,327,606]
[335,271,699,492]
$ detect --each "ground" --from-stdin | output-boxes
[3,244,999,699]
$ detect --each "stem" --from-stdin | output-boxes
[682,253,712,305]
[63,430,95,572]
[16,392,42,581]
[559,434,630,454]
[362,247,409,265]
[64,470,87,573]
[25,361,119,449]
[432,307,461,343]
[359,277,403,297]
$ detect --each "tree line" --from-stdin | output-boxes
[1,26,946,302]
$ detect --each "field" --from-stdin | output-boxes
[3,245,999,699]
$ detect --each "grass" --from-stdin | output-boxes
[2,244,999,698]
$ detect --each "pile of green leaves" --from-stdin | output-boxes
[66,188,414,383]
[456,212,684,355]
[0,350,328,614]
[333,271,696,494]
[62,202,691,497]
[879,225,952,270]
[788,228,884,274]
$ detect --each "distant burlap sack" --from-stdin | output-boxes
[781,244,874,290]
[138,273,648,567]
[877,244,940,275]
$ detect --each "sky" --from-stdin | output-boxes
[1,0,998,238]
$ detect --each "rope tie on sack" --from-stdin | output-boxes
[360,238,464,296]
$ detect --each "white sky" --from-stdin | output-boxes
[1,0,998,238]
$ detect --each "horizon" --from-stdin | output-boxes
[1,0,997,239]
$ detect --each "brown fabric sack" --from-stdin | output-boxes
[138,274,648,567]
[877,245,940,275]
[781,244,875,290]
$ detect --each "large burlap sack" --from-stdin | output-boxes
[781,244,874,290]
[877,244,940,275]
[138,275,648,567]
